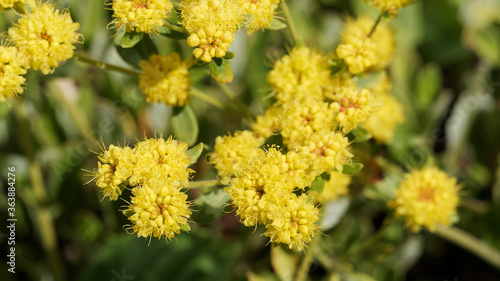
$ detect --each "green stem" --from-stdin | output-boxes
[217,82,254,121]
[188,179,220,189]
[13,101,66,281]
[49,82,100,151]
[281,1,303,46]
[368,13,383,37]
[73,53,141,77]
[435,226,500,269]
[163,21,188,33]
[190,88,226,109]
[295,230,321,281]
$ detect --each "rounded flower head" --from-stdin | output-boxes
[280,99,335,148]
[139,53,192,106]
[0,0,25,11]
[8,2,82,74]
[226,147,315,226]
[251,103,283,139]
[127,177,191,241]
[336,17,394,74]
[242,0,280,34]
[365,0,413,17]
[264,193,319,251]
[268,46,331,103]
[297,130,353,175]
[309,171,351,203]
[129,136,193,187]
[209,130,265,184]
[181,0,244,62]
[109,0,173,34]
[0,46,26,102]
[94,144,136,200]
[328,85,378,133]
[389,167,460,232]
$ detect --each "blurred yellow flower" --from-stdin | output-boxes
[109,0,173,33]
[0,46,26,102]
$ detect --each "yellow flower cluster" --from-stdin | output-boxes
[180,0,244,62]
[365,0,413,17]
[8,2,82,74]
[0,46,26,102]
[389,167,460,232]
[0,0,25,11]
[209,130,265,184]
[211,47,379,249]
[94,137,193,241]
[139,53,192,106]
[109,0,173,34]
[362,72,405,143]
[225,147,319,250]
[336,17,394,74]
[242,0,281,34]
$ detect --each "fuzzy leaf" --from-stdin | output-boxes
[208,58,233,83]
[121,31,143,48]
[186,142,204,165]
[310,172,330,194]
[267,18,287,30]
[341,163,364,175]
[172,105,199,146]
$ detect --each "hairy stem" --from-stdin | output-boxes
[188,179,220,189]
[190,88,226,109]
[281,1,303,46]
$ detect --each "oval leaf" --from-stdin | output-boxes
[267,18,287,31]
[341,163,364,175]
[186,142,204,165]
[172,105,199,146]
[157,25,189,39]
[191,189,230,224]
[349,126,372,142]
[121,31,143,48]
[208,58,233,83]
[116,34,158,68]
[271,245,298,281]
[311,172,330,194]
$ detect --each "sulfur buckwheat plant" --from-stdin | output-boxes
[4,0,500,280]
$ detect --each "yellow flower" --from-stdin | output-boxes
[309,171,351,203]
[268,46,331,103]
[365,0,413,17]
[226,147,315,226]
[94,144,136,201]
[139,53,192,106]
[0,0,25,11]
[127,177,191,241]
[264,193,319,251]
[297,130,353,175]
[242,0,280,34]
[363,94,404,143]
[108,0,173,34]
[280,99,335,149]
[0,46,26,102]
[8,2,82,74]
[251,103,283,139]
[389,167,460,232]
[180,0,244,62]
[209,130,265,184]
[336,17,394,74]
[129,136,193,187]
[327,84,378,133]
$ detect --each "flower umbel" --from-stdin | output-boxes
[389,167,460,232]
[0,46,26,102]
[8,2,83,74]
[139,53,192,106]
[109,0,173,33]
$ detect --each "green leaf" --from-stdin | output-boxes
[471,25,500,66]
[121,31,143,48]
[350,126,372,143]
[267,18,287,30]
[115,33,158,68]
[321,197,350,231]
[328,59,345,74]
[191,189,230,224]
[223,51,235,60]
[186,142,204,165]
[208,58,233,83]
[122,209,134,218]
[270,245,298,281]
[311,172,330,194]
[415,63,442,109]
[157,25,189,39]
[341,163,364,175]
[172,105,199,146]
